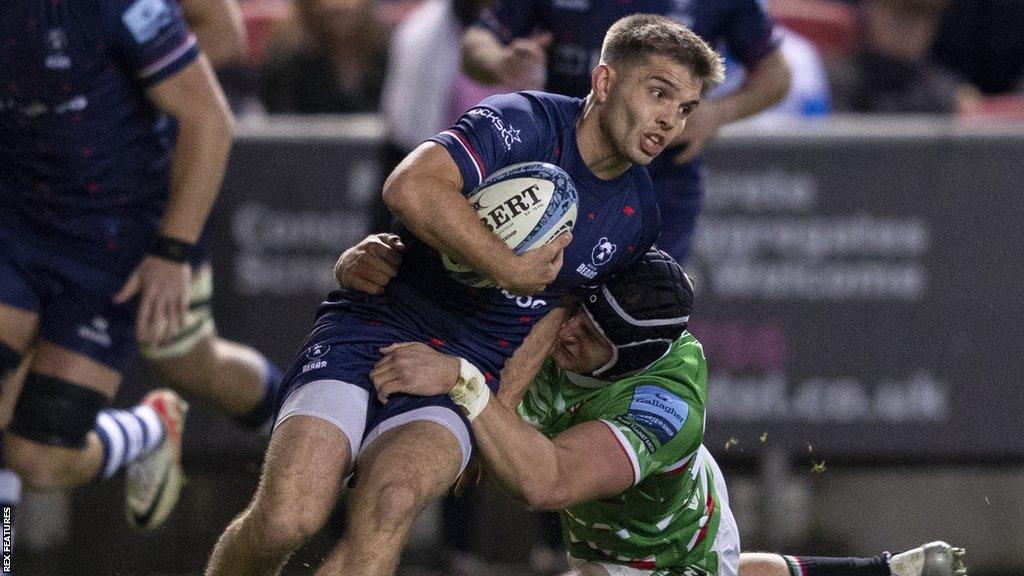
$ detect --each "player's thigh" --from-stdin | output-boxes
[355,419,463,498]
[0,303,39,353]
[356,394,473,495]
[247,415,353,537]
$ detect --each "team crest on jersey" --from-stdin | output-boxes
[302,344,330,373]
[467,108,521,150]
[576,237,616,279]
[123,0,173,44]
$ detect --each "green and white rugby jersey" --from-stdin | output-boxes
[517,333,723,574]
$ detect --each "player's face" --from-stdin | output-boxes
[552,307,614,374]
[600,54,702,165]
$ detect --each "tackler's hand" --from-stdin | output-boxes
[334,233,405,294]
[371,342,461,403]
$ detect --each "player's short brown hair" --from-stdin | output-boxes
[600,14,726,94]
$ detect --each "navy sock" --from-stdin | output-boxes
[784,554,891,576]
[236,358,282,430]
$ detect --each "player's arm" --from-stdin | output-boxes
[371,342,633,510]
[674,47,790,163]
[180,0,248,68]
[496,306,566,407]
[472,398,633,510]
[115,57,233,342]
[461,26,551,90]
[147,57,233,247]
[382,142,570,295]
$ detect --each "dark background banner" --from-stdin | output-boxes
[202,121,1024,463]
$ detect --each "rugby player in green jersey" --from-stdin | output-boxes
[338,237,966,576]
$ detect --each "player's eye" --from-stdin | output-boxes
[650,88,663,99]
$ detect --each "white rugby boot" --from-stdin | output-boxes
[125,389,189,530]
[889,541,967,576]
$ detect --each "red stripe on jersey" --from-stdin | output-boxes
[692,493,716,549]
[448,129,488,183]
[599,421,637,485]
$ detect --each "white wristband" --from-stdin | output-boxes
[450,358,490,421]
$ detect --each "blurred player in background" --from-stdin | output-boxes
[144,0,285,439]
[0,0,232,542]
[205,14,724,576]
[357,246,967,576]
[462,0,791,264]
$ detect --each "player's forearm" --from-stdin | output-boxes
[461,26,506,86]
[709,48,791,124]
[496,308,565,406]
[160,87,233,243]
[382,145,518,284]
[473,400,571,510]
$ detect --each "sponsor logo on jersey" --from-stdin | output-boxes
[501,290,547,309]
[77,316,112,347]
[627,385,689,446]
[614,415,658,453]
[123,0,174,44]
[467,108,521,150]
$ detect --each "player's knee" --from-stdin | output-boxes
[248,497,327,554]
[369,480,422,533]
[8,373,106,450]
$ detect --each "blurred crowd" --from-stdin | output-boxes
[215,0,1024,122]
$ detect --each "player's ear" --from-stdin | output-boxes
[591,63,614,104]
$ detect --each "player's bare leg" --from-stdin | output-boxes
[3,342,118,488]
[148,333,268,419]
[142,264,280,430]
[205,415,351,576]
[318,421,462,576]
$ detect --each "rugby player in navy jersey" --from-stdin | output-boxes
[205,14,725,576]
[0,0,231,532]
[463,0,792,263]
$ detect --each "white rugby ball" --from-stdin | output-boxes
[443,162,578,287]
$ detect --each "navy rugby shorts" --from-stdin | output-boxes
[0,216,146,371]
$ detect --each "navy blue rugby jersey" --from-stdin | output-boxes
[0,0,199,244]
[479,0,780,99]
[331,91,660,363]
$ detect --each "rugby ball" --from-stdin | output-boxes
[443,162,578,287]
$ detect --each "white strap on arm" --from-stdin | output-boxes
[450,358,491,421]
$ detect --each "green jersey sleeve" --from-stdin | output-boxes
[598,382,705,485]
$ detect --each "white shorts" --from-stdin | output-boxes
[274,378,473,474]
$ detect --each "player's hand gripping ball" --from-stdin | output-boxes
[444,162,578,287]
